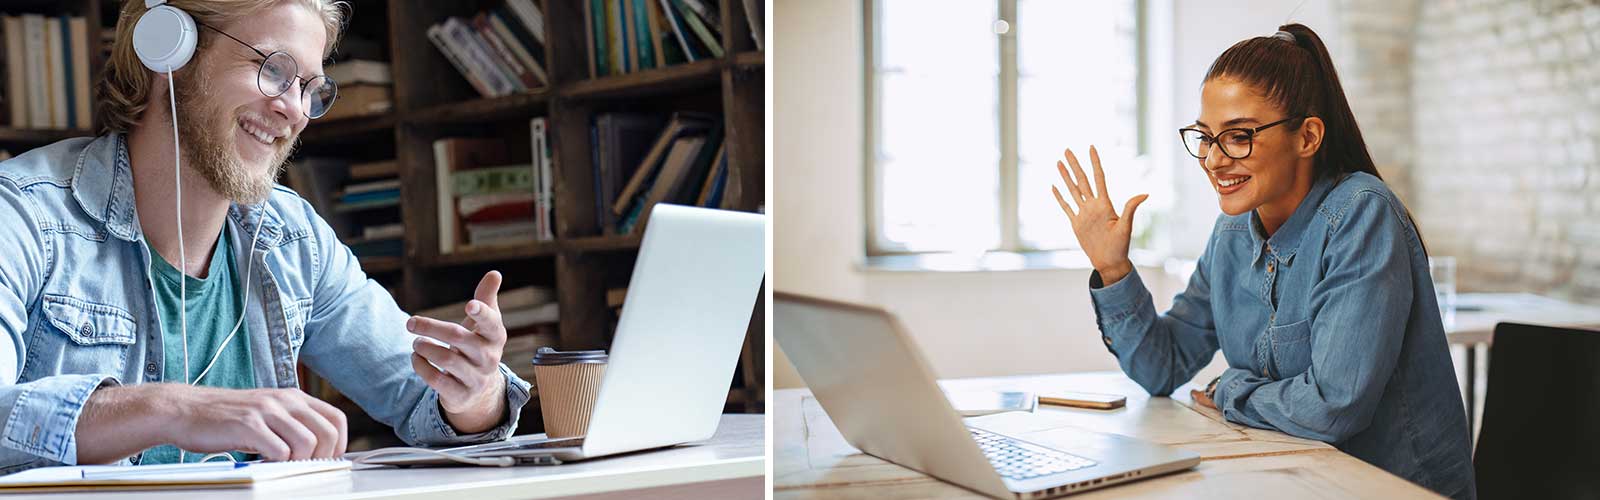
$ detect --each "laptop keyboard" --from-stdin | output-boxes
[970,428,1097,480]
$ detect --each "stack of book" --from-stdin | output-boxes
[285,158,404,261]
[1,15,93,130]
[598,111,728,235]
[321,59,393,121]
[338,160,403,259]
[433,134,551,253]
[584,0,725,78]
[425,0,549,99]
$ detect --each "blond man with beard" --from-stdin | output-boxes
[0,0,530,471]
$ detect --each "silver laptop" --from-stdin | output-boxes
[359,204,766,465]
[774,292,1200,498]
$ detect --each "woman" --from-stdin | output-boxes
[1051,24,1474,499]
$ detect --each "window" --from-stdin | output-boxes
[867,0,1154,256]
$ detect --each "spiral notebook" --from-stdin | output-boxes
[0,459,351,493]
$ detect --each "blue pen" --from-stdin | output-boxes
[81,461,248,479]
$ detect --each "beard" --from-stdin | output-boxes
[171,71,296,204]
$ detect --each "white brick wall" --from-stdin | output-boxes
[1337,0,1600,303]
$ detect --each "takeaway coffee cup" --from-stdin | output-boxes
[530,347,609,438]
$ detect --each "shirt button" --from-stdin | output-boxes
[145,362,157,375]
[1267,262,1275,273]
[79,323,93,337]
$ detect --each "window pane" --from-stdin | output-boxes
[876,0,1000,252]
[1016,0,1140,250]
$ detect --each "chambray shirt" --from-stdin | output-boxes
[1088,172,1474,499]
[0,134,533,473]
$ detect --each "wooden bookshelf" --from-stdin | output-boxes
[0,0,763,447]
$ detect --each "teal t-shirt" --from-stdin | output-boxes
[139,228,256,464]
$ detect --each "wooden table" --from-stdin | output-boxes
[775,371,1442,499]
[1445,293,1600,436]
[10,415,764,500]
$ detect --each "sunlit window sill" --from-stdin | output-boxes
[858,249,1175,274]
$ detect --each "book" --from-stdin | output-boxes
[448,17,524,94]
[607,0,625,74]
[742,0,763,49]
[343,179,400,196]
[23,14,48,129]
[316,83,391,121]
[624,135,707,234]
[530,117,555,241]
[488,10,548,86]
[666,123,724,207]
[472,13,539,90]
[506,0,547,45]
[325,59,391,85]
[69,16,90,129]
[432,138,513,254]
[0,459,352,492]
[585,0,608,77]
[672,0,723,58]
[45,16,65,129]
[680,0,721,29]
[453,164,534,196]
[612,112,716,215]
[643,0,671,67]
[592,113,667,234]
[695,142,727,207]
[656,0,697,62]
[348,160,399,180]
[458,192,535,223]
[4,17,25,127]
[466,220,538,246]
[426,23,493,98]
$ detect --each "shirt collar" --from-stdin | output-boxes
[1248,173,1341,267]
[70,133,284,244]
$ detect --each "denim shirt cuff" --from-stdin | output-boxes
[1088,268,1150,352]
[2,374,120,465]
[407,364,532,445]
[1214,367,1253,420]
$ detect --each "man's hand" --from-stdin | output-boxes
[76,383,347,464]
[407,270,509,434]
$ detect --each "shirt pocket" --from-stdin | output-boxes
[286,297,312,353]
[1267,318,1313,379]
[32,294,138,376]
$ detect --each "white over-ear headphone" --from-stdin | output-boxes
[132,0,197,72]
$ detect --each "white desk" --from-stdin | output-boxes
[11,415,764,500]
[1445,293,1600,436]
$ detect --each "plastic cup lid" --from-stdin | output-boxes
[530,346,609,365]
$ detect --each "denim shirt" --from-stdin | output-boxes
[1088,172,1474,499]
[0,134,532,473]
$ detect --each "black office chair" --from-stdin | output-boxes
[1474,322,1600,500]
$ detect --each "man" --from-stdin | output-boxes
[0,0,530,471]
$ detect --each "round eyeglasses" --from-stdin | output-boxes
[201,23,338,119]
[1178,116,1304,160]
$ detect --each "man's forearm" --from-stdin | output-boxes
[75,384,169,464]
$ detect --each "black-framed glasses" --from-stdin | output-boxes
[199,23,338,119]
[1178,116,1305,160]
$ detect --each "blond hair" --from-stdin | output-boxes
[96,0,349,134]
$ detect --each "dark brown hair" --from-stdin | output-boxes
[1205,23,1426,251]
[1203,23,1377,183]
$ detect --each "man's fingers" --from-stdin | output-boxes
[407,316,477,347]
[1090,145,1109,202]
[285,398,341,459]
[412,352,471,403]
[415,335,486,371]
[1064,149,1096,200]
[464,300,506,345]
[1051,186,1077,220]
[1057,160,1087,205]
[244,416,291,462]
[302,395,349,457]
[260,405,319,461]
[474,271,503,310]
